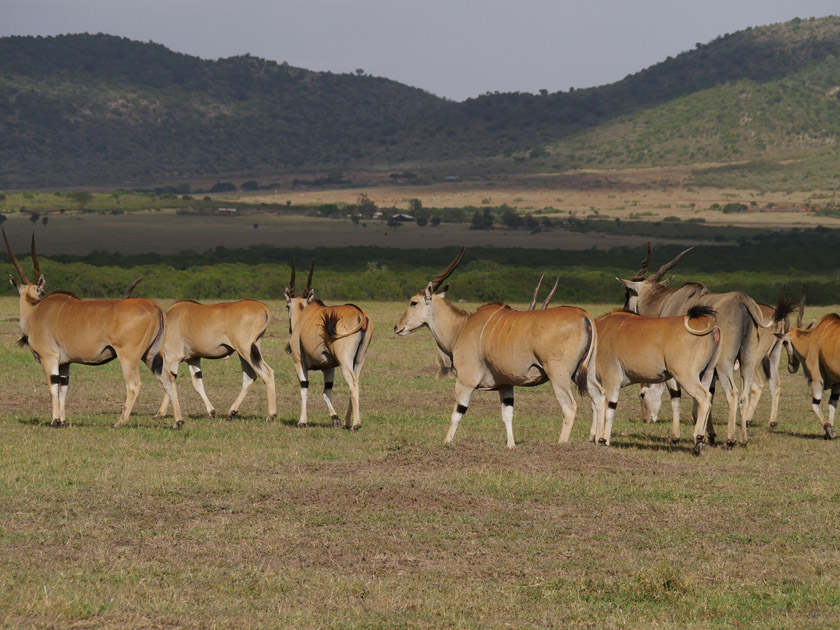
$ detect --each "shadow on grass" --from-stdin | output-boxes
[770,428,828,440]
[611,432,698,454]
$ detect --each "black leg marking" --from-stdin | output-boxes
[830,393,839,404]
[502,397,514,407]
[709,385,716,395]
[49,374,61,385]
[324,381,334,391]
[456,404,468,415]
[668,389,681,399]
[813,398,822,406]
[194,370,203,380]
[608,401,618,410]
[59,375,69,386]
[300,380,309,389]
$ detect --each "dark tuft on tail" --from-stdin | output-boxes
[17,335,29,348]
[687,305,716,320]
[284,342,292,354]
[573,319,594,398]
[774,294,797,322]
[152,353,164,376]
[322,310,341,340]
[251,343,262,365]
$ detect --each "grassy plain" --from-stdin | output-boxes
[2,296,840,628]
[239,166,840,229]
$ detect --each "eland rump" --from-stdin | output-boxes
[394,247,602,448]
[4,228,182,428]
[154,299,277,422]
[284,260,373,429]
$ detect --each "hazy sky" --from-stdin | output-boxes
[2,0,838,101]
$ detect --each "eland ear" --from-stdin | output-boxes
[305,290,315,304]
[617,278,640,293]
[36,275,46,292]
[424,282,435,300]
[437,283,450,298]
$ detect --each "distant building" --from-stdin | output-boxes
[216,207,239,215]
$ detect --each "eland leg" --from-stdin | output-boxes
[599,385,621,446]
[498,386,515,448]
[766,341,784,428]
[682,379,713,456]
[321,367,342,427]
[294,362,310,427]
[808,380,838,440]
[186,359,216,418]
[57,363,70,426]
[114,357,143,428]
[228,356,256,419]
[826,385,839,439]
[666,380,682,444]
[42,359,63,427]
[339,362,362,430]
[544,369,577,444]
[445,381,474,445]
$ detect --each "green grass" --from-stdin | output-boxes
[2,298,840,628]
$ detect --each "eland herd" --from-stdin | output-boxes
[5,228,838,455]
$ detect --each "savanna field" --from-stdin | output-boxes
[2,293,840,629]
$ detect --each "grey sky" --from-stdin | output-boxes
[2,0,838,101]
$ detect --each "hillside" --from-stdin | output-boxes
[1,17,840,188]
[0,34,448,186]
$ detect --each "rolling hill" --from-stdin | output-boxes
[1,16,839,188]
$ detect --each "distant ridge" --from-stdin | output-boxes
[1,17,839,188]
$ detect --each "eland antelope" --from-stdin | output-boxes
[154,299,277,422]
[593,306,721,454]
[284,260,373,429]
[780,293,840,440]
[4,229,182,428]
[394,247,602,448]
[619,244,782,448]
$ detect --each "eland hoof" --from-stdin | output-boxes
[227,410,238,420]
[296,422,308,428]
[209,410,216,419]
[723,440,736,451]
[768,421,777,428]
[331,415,342,428]
[824,425,836,440]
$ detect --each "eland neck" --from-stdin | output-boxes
[426,296,469,357]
